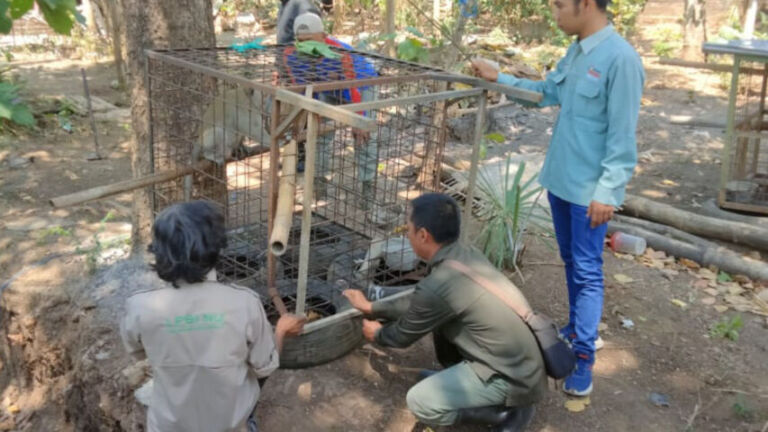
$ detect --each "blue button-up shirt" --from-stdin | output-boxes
[498,25,645,207]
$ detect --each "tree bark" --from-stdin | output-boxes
[122,0,215,255]
[385,0,396,56]
[682,0,706,61]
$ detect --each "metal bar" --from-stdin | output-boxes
[296,113,319,316]
[721,57,742,197]
[145,49,277,95]
[659,58,765,75]
[302,288,415,334]
[275,89,376,131]
[267,99,288,316]
[462,90,487,242]
[427,72,543,104]
[284,73,434,94]
[342,88,483,112]
[272,105,303,141]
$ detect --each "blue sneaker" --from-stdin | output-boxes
[563,353,593,396]
[559,324,604,351]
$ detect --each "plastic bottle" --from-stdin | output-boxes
[609,231,647,255]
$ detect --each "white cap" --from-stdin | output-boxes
[293,13,324,36]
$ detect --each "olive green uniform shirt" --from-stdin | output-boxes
[372,242,547,405]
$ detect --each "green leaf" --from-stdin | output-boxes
[37,0,77,35]
[484,132,505,143]
[405,26,424,38]
[0,100,13,120]
[9,0,33,19]
[11,104,35,126]
[0,0,12,34]
[717,271,732,283]
[478,143,487,160]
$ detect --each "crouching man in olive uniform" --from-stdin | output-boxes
[344,193,546,432]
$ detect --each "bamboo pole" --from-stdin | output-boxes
[296,113,319,316]
[267,99,288,317]
[268,140,298,256]
[461,90,487,243]
[50,162,211,207]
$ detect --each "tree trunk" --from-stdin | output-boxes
[743,0,758,39]
[681,0,706,61]
[385,0,396,56]
[122,0,215,255]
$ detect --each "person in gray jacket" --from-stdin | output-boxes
[120,201,306,432]
[276,0,322,44]
[344,193,546,432]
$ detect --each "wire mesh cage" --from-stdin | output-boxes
[704,42,768,215]
[145,45,480,321]
[721,62,768,214]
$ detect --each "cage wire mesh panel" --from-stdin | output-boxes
[724,61,768,213]
[146,45,459,318]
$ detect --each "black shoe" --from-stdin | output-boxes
[456,406,511,425]
[492,405,535,432]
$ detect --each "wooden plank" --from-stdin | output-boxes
[275,89,376,131]
[461,90,487,243]
[284,73,433,94]
[296,113,319,315]
[719,199,768,215]
[659,58,765,75]
[427,72,543,104]
[50,161,211,207]
[721,59,742,197]
[342,88,483,112]
[302,288,415,334]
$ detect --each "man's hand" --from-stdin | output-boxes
[362,319,382,342]
[470,59,499,83]
[275,314,307,338]
[587,201,614,228]
[342,289,372,315]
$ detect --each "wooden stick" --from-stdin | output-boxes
[659,58,764,75]
[461,90,487,243]
[427,73,543,104]
[80,68,102,160]
[268,140,298,256]
[302,288,415,334]
[296,113,319,316]
[275,89,376,131]
[50,161,211,207]
[341,88,483,112]
[621,194,768,252]
[272,105,303,142]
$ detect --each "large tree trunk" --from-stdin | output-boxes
[743,0,759,39]
[122,0,215,255]
[682,0,706,61]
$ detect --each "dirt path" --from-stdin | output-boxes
[0,47,767,432]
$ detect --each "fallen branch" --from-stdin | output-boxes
[700,198,768,229]
[621,194,768,252]
[612,214,712,247]
[607,221,768,281]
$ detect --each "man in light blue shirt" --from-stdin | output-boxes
[473,0,644,397]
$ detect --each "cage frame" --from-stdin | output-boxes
[143,45,542,332]
[704,41,768,215]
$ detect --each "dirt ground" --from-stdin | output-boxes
[1,36,768,432]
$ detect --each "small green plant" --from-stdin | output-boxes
[731,395,753,420]
[649,25,683,58]
[75,211,124,274]
[709,314,743,341]
[475,158,551,273]
[607,0,647,37]
[479,132,504,160]
[0,0,85,35]
[37,225,73,245]
[0,64,35,130]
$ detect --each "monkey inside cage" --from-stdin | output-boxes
[144,45,540,366]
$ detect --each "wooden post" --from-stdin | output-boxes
[752,63,768,175]
[461,90,487,243]
[296,113,319,316]
[267,99,288,316]
[720,58,742,207]
[386,0,396,57]
[81,68,102,160]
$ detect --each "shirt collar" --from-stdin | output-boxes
[428,241,460,267]
[175,269,218,287]
[579,24,614,55]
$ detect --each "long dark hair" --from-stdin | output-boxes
[149,201,227,287]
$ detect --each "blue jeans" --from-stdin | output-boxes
[548,192,607,360]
